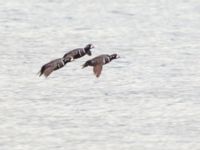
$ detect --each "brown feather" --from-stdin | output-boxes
[43,67,54,77]
[93,65,103,78]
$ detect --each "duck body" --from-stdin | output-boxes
[82,54,119,78]
[63,44,94,61]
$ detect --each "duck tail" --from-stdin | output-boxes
[38,65,46,77]
[82,61,89,69]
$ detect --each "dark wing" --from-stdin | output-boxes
[39,64,47,76]
[43,66,54,77]
[93,64,103,78]
[39,63,55,77]
[82,60,91,68]
[39,58,65,77]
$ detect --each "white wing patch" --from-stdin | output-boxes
[78,49,81,56]
[103,58,106,64]
[82,48,85,53]
[61,58,65,66]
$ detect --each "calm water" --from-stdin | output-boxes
[0,0,200,149]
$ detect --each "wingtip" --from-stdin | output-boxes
[82,65,85,69]
[37,71,42,77]
[82,63,87,69]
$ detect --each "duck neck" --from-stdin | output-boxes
[84,46,91,51]
[109,56,115,61]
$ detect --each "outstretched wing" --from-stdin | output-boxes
[43,66,54,77]
[93,65,103,78]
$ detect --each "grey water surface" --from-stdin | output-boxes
[0,0,200,150]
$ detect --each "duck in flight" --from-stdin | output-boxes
[82,53,120,78]
[63,43,94,61]
[39,44,94,77]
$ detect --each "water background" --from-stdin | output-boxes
[0,0,200,149]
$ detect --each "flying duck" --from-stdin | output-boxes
[63,44,94,62]
[39,57,71,77]
[82,54,120,78]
